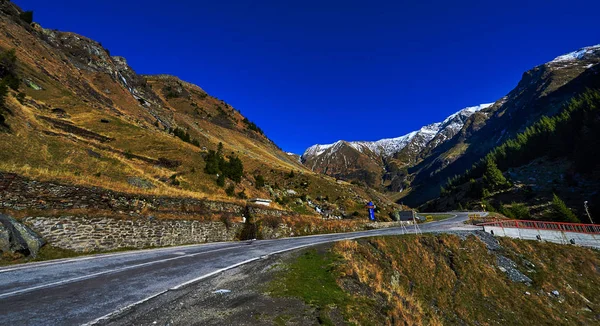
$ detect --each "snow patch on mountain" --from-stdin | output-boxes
[303,103,493,160]
[550,44,600,63]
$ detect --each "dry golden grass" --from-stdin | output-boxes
[0,19,397,220]
[327,234,600,325]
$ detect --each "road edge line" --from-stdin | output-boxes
[83,240,355,325]
[0,241,236,274]
[80,212,476,325]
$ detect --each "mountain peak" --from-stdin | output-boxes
[550,44,600,63]
[303,103,492,160]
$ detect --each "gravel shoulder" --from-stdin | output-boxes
[102,245,332,326]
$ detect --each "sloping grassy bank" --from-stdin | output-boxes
[271,233,600,325]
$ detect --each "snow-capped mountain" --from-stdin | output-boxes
[549,44,600,63]
[301,44,600,200]
[300,103,493,188]
[303,103,492,161]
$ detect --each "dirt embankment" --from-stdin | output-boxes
[104,232,600,325]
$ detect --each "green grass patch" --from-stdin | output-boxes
[269,248,353,324]
[270,249,348,306]
[289,203,312,215]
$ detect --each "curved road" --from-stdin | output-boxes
[0,212,481,325]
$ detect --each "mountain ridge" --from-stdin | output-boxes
[301,43,600,204]
[302,103,493,160]
[0,0,399,221]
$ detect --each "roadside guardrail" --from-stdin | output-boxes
[478,220,600,234]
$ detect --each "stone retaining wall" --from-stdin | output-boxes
[22,216,245,252]
[19,215,412,252]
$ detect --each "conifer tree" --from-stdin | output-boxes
[483,158,508,191]
[549,194,580,223]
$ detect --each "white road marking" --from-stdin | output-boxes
[0,245,246,300]
[8,213,476,325]
[0,241,235,274]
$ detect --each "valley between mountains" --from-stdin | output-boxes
[1,1,600,325]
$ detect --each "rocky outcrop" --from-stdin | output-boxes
[0,213,46,257]
[301,104,492,189]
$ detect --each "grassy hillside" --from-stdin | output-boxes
[0,1,398,221]
[271,234,600,325]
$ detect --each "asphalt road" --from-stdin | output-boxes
[0,212,481,325]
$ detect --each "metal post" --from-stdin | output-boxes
[584,201,593,224]
[412,214,421,235]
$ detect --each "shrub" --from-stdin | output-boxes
[16,92,25,104]
[0,48,18,118]
[203,148,244,183]
[237,190,247,199]
[242,117,264,134]
[254,174,265,189]
[19,11,33,24]
[169,174,180,186]
[171,127,200,147]
[225,185,235,197]
[548,194,580,223]
[500,203,531,220]
[216,174,225,187]
[0,81,7,117]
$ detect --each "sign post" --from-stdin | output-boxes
[366,201,376,221]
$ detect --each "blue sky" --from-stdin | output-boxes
[15,0,600,154]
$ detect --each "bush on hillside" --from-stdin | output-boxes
[204,143,244,184]
[0,81,7,109]
[547,194,580,223]
[225,184,235,197]
[242,117,264,135]
[19,11,33,24]
[498,202,531,220]
[216,174,225,187]
[254,174,265,189]
[171,127,200,147]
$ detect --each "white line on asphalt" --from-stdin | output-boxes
[82,289,169,326]
[0,241,235,274]
[0,245,246,300]
[82,214,475,325]
[1,212,472,275]
[83,242,340,325]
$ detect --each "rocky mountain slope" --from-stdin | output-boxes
[403,44,600,207]
[302,44,600,207]
[0,1,398,223]
[302,103,492,189]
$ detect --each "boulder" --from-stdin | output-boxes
[127,177,156,189]
[0,214,46,257]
